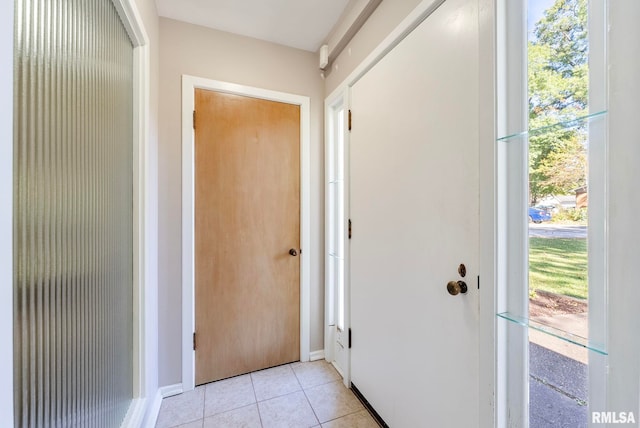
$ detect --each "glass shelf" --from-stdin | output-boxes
[497,311,607,355]
[497,110,607,142]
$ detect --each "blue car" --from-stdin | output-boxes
[528,206,552,223]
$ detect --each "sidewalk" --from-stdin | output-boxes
[530,312,588,364]
[530,343,588,428]
[529,311,589,427]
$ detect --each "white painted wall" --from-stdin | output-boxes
[607,0,640,417]
[157,18,326,385]
[0,0,14,424]
[324,0,423,94]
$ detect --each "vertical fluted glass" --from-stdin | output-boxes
[13,0,134,426]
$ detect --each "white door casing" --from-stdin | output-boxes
[181,75,312,392]
[324,93,350,382]
[348,0,480,425]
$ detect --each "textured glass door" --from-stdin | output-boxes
[13,0,135,425]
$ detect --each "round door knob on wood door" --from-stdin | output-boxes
[447,280,468,296]
[289,248,298,256]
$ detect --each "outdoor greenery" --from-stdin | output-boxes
[550,207,587,223]
[528,0,589,301]
[529,237,588,299]
[528,0,588,205]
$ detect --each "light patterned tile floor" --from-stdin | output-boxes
[155,361,380,428]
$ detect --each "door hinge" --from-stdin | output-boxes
[348,219,352,239]
[193,110,196,130]
[348,109,352,131]
[348,328,352,349]
[193,332,196,351]
[477,275,480,290]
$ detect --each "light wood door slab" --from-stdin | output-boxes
[194,89,300,384]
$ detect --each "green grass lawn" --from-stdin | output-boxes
[529,237,588,300]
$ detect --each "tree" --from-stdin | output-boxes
[537,135,587,192]
[528,0,588,204]
[533,0,588,77]
[528,127,586,204]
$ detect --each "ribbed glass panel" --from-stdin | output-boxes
[13,0,134,426]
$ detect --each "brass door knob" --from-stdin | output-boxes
[289,248,298,256]
[447,280,468,296]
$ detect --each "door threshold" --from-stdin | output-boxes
[351,382,389,428]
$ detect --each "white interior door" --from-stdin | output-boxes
[349,0,480,426]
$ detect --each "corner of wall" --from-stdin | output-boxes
[324,0,423,95]
[134,0,162,404]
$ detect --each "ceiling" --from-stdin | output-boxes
[155,0,351,52]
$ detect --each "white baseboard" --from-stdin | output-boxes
[309,350,325,361]
[122,397,147,428]
[142,390,163,428]
[160,383,184,398]
[142,384,183,428]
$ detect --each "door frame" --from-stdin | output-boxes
[181,75,311,391]
[324,0,496,425]
[113,0,157,424]
[323,89,351,386]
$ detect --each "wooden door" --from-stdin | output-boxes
[349,0,480,425]
[194,89,300,385]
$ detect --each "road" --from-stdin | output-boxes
[529,223,587,239]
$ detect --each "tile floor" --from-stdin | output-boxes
[155,360,380,428]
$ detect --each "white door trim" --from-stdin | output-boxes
[109,0,157,426]
[181,75,312,392]
[323,89,351,387]
[478,0,498,426]
[495,0,529,425]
